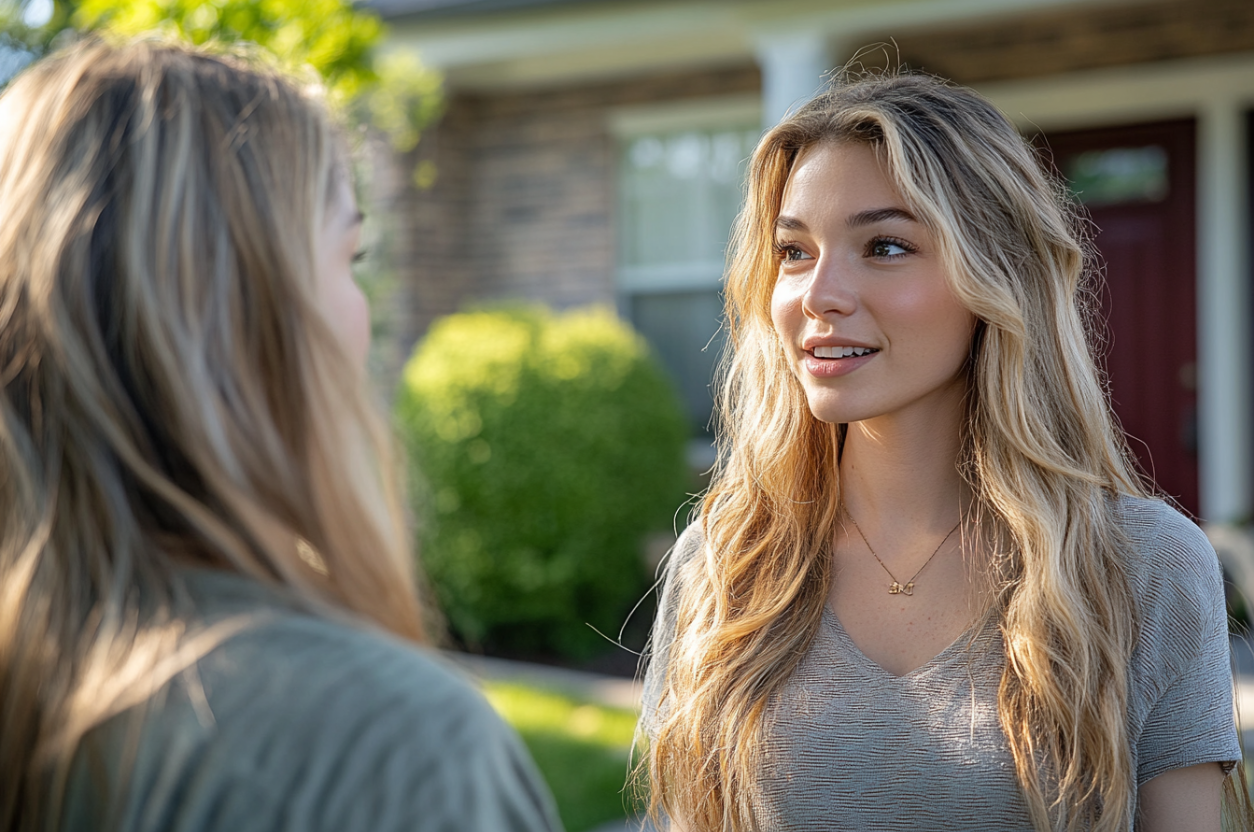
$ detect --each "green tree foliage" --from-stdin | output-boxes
[1,0,440,153]
[76,0,380,98]
[0,0,71,78]
[396,305,690,660]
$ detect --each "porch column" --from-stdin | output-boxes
[1197,100,1252,523]
[754,31,835,129]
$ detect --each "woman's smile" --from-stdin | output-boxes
[801,344,879,378]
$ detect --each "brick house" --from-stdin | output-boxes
[372,0,1254,526]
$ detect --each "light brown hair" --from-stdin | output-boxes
[645,71,1244,831]
[0,37,424,829]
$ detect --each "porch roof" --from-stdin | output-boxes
[368,0,609,23]
[373,0,1147,91]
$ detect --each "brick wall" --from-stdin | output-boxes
[385,62,760,362]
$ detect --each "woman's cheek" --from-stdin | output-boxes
[342,279,370,368]
[770,278,802,341]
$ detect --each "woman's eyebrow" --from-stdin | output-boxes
[847,207,917,228]
[775,208,917,234]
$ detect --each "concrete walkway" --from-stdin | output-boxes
[444,651,643,711]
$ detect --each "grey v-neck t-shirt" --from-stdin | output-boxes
[642,496,1240,830]
[60,570,562,832]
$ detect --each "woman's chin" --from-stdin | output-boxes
[805,400,869,425]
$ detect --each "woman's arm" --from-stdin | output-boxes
[1137,762,1225,831]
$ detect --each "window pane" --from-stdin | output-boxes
[619,126,758,270]
[629,290,725,435]
[619,123,757,439]
[1064,145,1169,206]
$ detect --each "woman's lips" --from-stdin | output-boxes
[801,350,878,378]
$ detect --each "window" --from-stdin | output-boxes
[614,107,760,450]
[1064,145,1169,206]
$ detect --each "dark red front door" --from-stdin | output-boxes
[1040,120,1198,515]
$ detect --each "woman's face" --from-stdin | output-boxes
[770,141,975,428]
[315,176,369,369]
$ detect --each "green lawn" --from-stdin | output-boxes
[483,681,645,832]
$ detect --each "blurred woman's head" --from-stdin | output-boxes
[0,37,423,827]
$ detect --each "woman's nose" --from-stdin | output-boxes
[800,256,857,319]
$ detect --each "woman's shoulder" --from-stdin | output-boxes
[641,522,704,724]
[1112,494,1228,689]
[180,572,520,758]
[654,521,706,620]
[203,601,488,720]
[87,572,560,832]
[1112,494,1223,599]
[667,521,706,574]
[1110,498,1241,779]
[178,569,497,720]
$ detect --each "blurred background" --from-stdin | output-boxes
[5,0,1254,828]
[374,0,1254,529]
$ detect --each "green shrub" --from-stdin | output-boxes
[396,304,689,659]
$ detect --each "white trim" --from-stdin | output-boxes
[977,51,1254,132]
[615,105,758,294]
[617,263,726,293]
[755,31,833,128]
[1197,103,1252,524]
[607,94,761,139]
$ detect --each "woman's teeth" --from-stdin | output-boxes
[812,346,878,359]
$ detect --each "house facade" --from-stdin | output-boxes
[373,0,1254,525]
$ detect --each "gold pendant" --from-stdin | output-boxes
[889,581,914,596]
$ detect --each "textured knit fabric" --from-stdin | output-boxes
[60,569,563,832]
[642,495,1241,831]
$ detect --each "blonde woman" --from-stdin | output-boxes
[642,73,1248,831]
[0,38,560,832]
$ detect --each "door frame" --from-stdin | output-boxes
[978,52,1254,522]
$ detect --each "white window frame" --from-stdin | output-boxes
[609,94,762,296]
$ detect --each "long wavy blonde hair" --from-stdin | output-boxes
[647,72,1179,831]
[0,38,425,830]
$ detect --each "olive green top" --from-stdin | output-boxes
[61,569,563,832]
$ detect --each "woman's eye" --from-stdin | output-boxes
[869,238,912,259]
[776,243,813,263]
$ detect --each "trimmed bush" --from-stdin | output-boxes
[396,304,689,659]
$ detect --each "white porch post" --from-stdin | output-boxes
[1197,100,1252,523]
[754,31,835,129]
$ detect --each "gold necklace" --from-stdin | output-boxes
[843,507,961,596]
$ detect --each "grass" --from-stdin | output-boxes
[483,681,645,832]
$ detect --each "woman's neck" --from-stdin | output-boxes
[838,398,970,538]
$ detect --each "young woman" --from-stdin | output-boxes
[0,38,560,832]
[642,73,1247,831]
